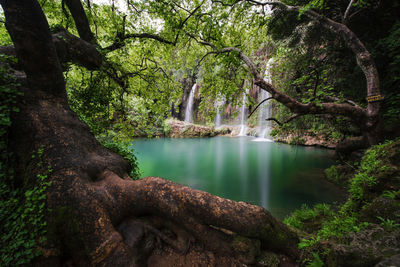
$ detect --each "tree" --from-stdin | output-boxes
[0,0,299,265]
[200,0,384,152]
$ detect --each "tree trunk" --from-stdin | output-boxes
[2,1,300,265]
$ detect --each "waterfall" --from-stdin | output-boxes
[254,58,274,142]
[184,83,196,123]
[237,91,248,136]
[214,98,224,128]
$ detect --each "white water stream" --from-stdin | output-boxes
[253,58,274,142]
[237,91,248,136]
[184,83,196,123]
[214,97,224,128]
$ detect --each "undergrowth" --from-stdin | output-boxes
[0,56,51,266]
[97,135,141,179]
[284,139,397,251]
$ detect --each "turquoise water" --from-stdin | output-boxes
[131,136,345,219]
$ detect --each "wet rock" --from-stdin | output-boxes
[329,226,400,267]
[163,119,231,138]
[273,130,339,149]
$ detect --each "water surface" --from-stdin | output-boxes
[131,136,344,219]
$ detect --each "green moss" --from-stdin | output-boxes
[284,203,333,232]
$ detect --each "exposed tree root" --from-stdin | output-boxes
[9,86,300,266]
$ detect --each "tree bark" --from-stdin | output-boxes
[63,0,95,43]
[2,0,300,265]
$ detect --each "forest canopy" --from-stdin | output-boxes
[1,0,398,143]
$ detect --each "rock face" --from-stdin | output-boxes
[330,226,400,267]
[163,119,231,138]
[273,130,339,149]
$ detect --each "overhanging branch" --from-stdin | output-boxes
[266,113,303,126]
[103,33,176,52]
[248,97,273,118]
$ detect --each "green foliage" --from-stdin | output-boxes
[284,203,332,230]
[97,136,141,179]
[381,190,400,200]
[298,236,320,249]
[348,140,391,202]
[0,148,51,266]
[0,55,21,151]
[307,252,324,267]
[286,139,399,260]
[324,165,339,183]
[298,0,327,18]
[0,57,51,265]
[318,214,368,240]
[269,45,351,141]
[377,216,400,231]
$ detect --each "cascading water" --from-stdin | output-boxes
[184,83,196,123]
[254,58,274,142]
[214,98,224,128]
[237,91,248,136]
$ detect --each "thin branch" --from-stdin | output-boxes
[171,0,191,13]
[103,33,176,52]
[186,32,216,50]
[265,117,283,126]
[323,95,360,107]
[343,0,355,23]
[284,113,302,124]
[197,51,218,66]
[248,97,273,118]
[265,113,302,126]
[178,2,204,29]
[211,0,242,7]
[347,8,363,21]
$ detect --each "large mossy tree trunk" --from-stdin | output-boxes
[2,1,299,266]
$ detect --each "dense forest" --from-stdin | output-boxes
[0,0,399,266]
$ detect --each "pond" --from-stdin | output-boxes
[131,136,345,219]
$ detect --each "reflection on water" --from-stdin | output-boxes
[132,136,345,219]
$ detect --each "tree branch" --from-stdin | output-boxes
[64,0,94,43]
[1,29,102,70]
[265,113,302,126]
[0,0,65,96]
[248,97,273,118]
[103,33,176,52]
[343,0,355,23]
[186,32,217,50]
[265,117,283,126]
[218,46,367,124]
[52,30,102,69]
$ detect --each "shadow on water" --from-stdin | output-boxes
[131,136,346,219]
